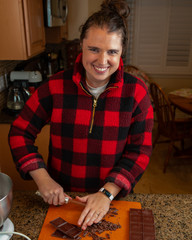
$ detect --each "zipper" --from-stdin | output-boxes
[79,82,98,134]
[89,98,97,133]
[79,82,118,134]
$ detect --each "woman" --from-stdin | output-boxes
[9,0,153,230]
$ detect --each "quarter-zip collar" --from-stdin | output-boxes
[72,53,124,91]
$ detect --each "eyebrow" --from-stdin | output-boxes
[87,46,120,52]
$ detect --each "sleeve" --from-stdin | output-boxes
[105,81,154,197]
[8,80,52,180]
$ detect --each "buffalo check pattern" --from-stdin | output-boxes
[8,53,153,197]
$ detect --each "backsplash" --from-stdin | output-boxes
[0,60,21,110]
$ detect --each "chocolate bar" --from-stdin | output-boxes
[129,209,155,240]
[50,217,82,239]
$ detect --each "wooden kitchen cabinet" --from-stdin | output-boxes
[0,124,49,190]
[0,0,45,60]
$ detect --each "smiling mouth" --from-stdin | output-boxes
[93,65,109,73]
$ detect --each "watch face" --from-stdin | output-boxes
[103,189,111,198]
[100,188,113,200]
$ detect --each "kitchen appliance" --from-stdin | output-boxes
[7,71,42,113]
[0,173,31,240]
[0,172,14,240]
[43,0,68,27]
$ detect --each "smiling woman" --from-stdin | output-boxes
[81,26,123,88]
[8,0,153,232]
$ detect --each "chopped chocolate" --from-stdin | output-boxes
[129,208,155,240]
[85,219,121,240]
[50,217,82,239]
[105,233,110,239]
[107,207,119,218]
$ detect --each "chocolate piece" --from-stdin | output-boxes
[50,217,82,239]
[51,229,69,239]
[129,209,155,240]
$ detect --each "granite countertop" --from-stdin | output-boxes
[7,191,192,240]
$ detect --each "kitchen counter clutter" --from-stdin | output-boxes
[8,192,192,240]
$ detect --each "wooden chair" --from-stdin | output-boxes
[124,65,151,87]
[150,82,192,173]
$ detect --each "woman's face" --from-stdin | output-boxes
[82,26,123,88]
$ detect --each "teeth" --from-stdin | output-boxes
[94,66,108,72]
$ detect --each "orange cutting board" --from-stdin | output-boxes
[38,200,141,240]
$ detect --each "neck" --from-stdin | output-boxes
[86,76,109,88]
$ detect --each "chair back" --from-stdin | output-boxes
[124,65,150,87]
[150,82,175,137]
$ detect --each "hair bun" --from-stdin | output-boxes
[101,0,130,19]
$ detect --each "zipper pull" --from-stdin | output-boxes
[93,98,97,108]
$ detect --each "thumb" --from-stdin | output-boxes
[75,195,88,203]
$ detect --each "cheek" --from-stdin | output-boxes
[110,56,121,68]
[82,52,94,67]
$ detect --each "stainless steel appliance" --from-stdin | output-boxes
[0,172,14,240]
[0,173,31,240]
[43,0,68,27]
[7,71,42,113]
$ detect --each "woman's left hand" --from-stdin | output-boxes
[76,192,111,230]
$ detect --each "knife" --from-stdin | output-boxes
[64,197,85,206]
[35,191,85,206]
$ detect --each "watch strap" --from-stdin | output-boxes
[99,187,114,201]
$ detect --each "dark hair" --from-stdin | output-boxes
[80,0,130,53]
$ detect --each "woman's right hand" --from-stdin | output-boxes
[30,168,71,205]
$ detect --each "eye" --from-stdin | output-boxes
[108,50,119,55]
[88,47,99,53]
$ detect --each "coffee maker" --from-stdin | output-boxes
[7,71,42,113]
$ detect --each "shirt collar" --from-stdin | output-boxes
[72,53,124,89]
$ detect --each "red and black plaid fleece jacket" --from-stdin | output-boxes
[9,53,153,197]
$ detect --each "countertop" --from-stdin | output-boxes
[7,191,192,240]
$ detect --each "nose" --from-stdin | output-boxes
[98,52,108,65]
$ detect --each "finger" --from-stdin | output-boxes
[81,210,97,230]
[58,191,66,205]
[87,211,100,226]
[93,211,106,224]
[47,195,54,205]
[52,193,59,206]
[77,207,91,227]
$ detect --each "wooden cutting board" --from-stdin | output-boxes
[38,200,141,240]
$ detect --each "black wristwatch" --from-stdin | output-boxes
[99,187,114,201]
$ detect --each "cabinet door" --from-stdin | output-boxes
[23,0,45,58]
[0,0,45,60]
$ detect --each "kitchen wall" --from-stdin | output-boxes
[67,0,102,40]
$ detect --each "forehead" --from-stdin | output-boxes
[83,26,123,48]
